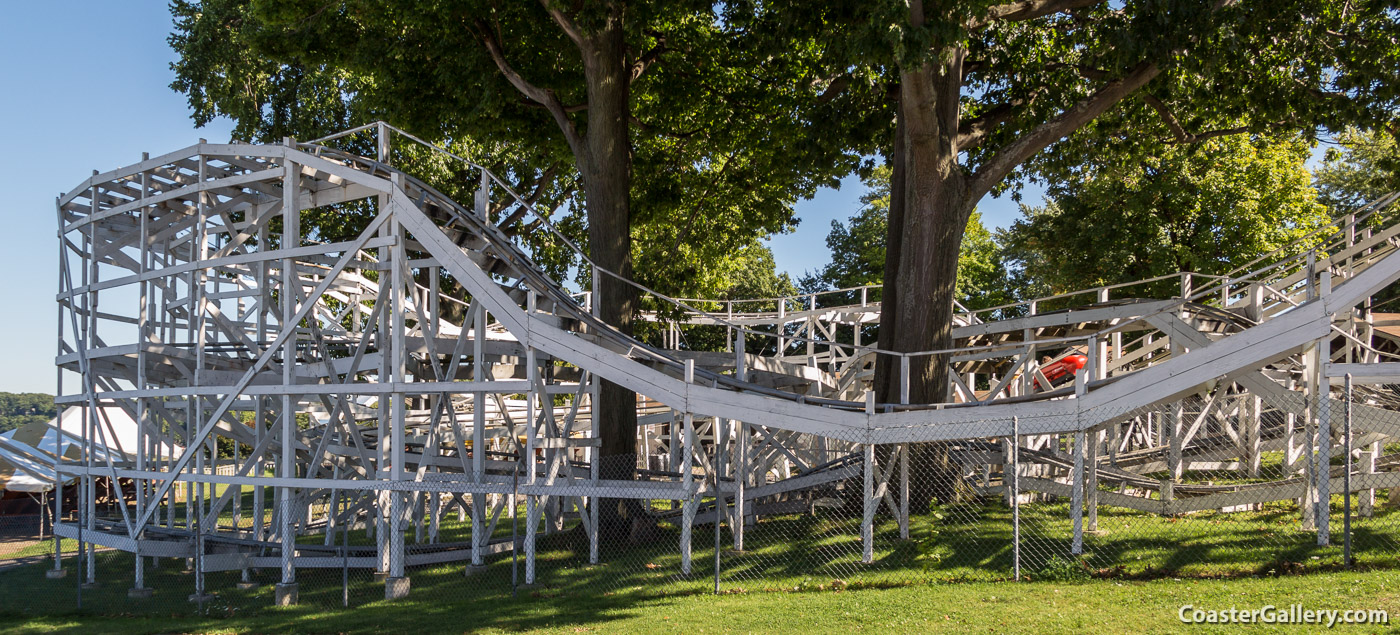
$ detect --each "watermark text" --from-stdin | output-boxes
[1179,605,1389,627]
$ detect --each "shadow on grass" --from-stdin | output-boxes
[2,494,1398,631]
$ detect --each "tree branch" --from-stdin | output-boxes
[630,38,667,83]
[540,0,590,53]
[472,18,586,158]
[969,61,1160,200]
[629,115,703,139]
[1142,93,1253,144]
[519,98,588,114]
[970,0,1109,29]
[497,163,561,228]
[1141,92,1190,142]
[957,99,1027,150]
[817,74,851,103]
[672,149,740,251]
[1180,126,1251,143]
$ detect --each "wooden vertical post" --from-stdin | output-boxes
[1087,428,1099,532]
[733,329,747,551]
[386,173,409,597]
[1286,375,1301,474]
[133,155,150,595]
[1301,343,1318,530]
[524,294,539,585]
[898,443,910,540]
[862,393,875,564]
[472,302,487,567]
[277,143,301,603]
[52,193,67,579]
[1316,275,1332,545]
[1169,400,1184,482]
[1010,416,1020,581]
[681,363,696,575]
[777,298,786,357]
[84,175,98,586]
[1359,447,1376,518]
[1071,430,1085,555]
[898,359,910,540]
[374,135,393,580]
[253,195,269,547]
[1343,373,1352,566]
[806,294,816,363]
[194,148,211,586]
[1244,395,1262,478]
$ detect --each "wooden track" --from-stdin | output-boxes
[41,123,1400,596]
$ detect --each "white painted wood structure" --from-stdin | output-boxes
[50,123,1400,600]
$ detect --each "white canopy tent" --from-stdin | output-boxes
[0,407,178,494]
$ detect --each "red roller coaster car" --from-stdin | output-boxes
[1032,354,1087,390]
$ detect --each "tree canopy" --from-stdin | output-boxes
[1316,127,1400,213]
[169,0,1400,504]
[0,393,56,434]
[741,0,1400,416]
[170,0,887,480]
[168,0,877,300]
[999,131,1331,299]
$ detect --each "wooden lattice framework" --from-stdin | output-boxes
[49,123,1400,601]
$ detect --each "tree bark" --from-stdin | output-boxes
[896,54,970,408]
[885,14,976,508]
[873,93,907,406]
[883,3,1160,510]
[577,17,641,485]
[481,3,644,533]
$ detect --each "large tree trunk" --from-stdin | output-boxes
[570,14,654,541]
[579,20,639,484]
[884,47,976,510]
[874,0,1164,514]
[873,93,906,405]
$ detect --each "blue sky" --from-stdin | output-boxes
[0,2,1037,395]
[1,3,232,395]
[772,175,1039,280]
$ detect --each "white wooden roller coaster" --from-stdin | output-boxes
[42,122,1400,601]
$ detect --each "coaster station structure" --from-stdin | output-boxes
[49,122,1400,602]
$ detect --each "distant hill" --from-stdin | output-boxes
[0,392,56,434]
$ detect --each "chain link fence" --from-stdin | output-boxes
[1,381,1398,618]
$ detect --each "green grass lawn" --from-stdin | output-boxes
[2,571,1398,634]
[1,538,79,561]
[4,484,1396,633]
